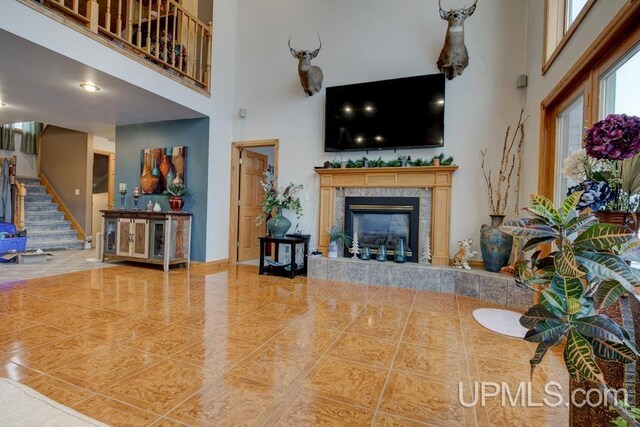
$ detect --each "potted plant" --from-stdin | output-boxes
[500,192,640,424]
[258,166,303,238]
[326,225,352,258]
[164,183,187,212]
[564,114,640,233]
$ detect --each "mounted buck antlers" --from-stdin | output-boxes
[437,0,477,80]
[289,35,324,96]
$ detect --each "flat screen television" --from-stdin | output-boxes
[324,74,445,152]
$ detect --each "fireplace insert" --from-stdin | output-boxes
[344,197,420,262]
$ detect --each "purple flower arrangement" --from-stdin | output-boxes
[565,114,640,212]
[585,114,640,161]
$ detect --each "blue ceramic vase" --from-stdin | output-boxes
[267,209,291,238]
[480,215,513,272]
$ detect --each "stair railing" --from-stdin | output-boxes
[13,179,26,231]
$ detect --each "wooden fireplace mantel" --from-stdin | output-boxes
[314,166,458,266]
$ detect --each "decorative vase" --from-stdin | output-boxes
[173,147,185,177]
[266,210,292,238]
[166,166,176,189]
[169,196,184,212]
[480,214,513,273]
[361,246,371,260]
[328,241,338,258]
[394,238,407,263]
[172,173,184,185]
[152,158,161,179]
[376,244,387,262]
[593,211,639,234]
[140,162,159,194]
[159,155,172,189]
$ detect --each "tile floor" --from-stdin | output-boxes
[0,264,568,426]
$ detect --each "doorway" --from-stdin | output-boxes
[229,139,279,264]
[91,149,115,245]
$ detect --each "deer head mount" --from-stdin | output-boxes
[436,0,477,80]
[289,35,324,96]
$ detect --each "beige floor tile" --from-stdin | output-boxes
[303,356,388,408]
[271,391,375,426]
[0,325,68,355]
[124,324,204,357]
[327,333,397,367]
[74,395,161,425]
[23,374,94,407]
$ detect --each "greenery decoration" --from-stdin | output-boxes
[163,183,187,197]
[258,166,303,224]
[322,154,454,169]
[326,225,352,247]
[500,192,640,424]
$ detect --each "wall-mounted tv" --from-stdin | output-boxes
[324,74,445,152]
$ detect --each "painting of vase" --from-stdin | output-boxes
[140,146,187,194]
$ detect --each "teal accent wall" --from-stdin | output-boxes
[115,118,209,261]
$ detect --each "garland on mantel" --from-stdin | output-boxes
[320,154,455,169]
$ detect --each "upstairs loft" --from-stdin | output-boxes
[20,0,212,94]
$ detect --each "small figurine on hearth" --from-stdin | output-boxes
[451,238,477,270]
[350,232,360,259]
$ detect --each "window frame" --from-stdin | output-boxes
[542,0,597,76]
[538,2,640,200]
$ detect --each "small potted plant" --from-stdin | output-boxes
[164,183,187,212]
[326,225,352,258]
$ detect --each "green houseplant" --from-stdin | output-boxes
[164,183,188,212]
[258,166,303,238]
[500,192,640,424]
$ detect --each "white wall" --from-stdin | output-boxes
[230,0,528,257]
[205,0,238,261]
[521,0,627,205]
[0,134,38,178]
[91,135,115,153]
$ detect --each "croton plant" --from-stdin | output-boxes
[500,193,640,386]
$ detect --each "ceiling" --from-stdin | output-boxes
[0,30,205,139]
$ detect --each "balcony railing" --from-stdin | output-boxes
[30,0,211,92]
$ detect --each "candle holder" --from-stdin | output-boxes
[119,190,127,210]
[133,195,140,210]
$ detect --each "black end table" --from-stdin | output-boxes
[258,235,309,278]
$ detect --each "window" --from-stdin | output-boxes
[538,2,640,202]
[543,0,597,74]
[599,44,640,118]
[566,0,588,29]
[554,95,584,203]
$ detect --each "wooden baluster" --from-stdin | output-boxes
[116,0,122,38]
[105,0,111,32]
[126,0,133,43]
[171,2,177,68]
[86,0,99,33]
[73,0,79,13]
[136,0,142,48]
[179,14,185,74]
[146,1,152,53]
[155,0,161,58]
[205,21,212,92]
[198,24,204,83]
[16,183,26,231]
[164,0,169,62]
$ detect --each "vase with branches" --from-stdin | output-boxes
[258,166,303,238]
[479,109,527,272]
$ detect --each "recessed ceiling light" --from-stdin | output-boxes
[80,83,101,92]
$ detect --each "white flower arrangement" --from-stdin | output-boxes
[562,148,597,182]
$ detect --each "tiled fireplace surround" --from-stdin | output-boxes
[309,168,533,309]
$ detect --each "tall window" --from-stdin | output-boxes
[599,44,640,118]
[554,95,584,203]
[543,0,596,73]
[566,0,588,29]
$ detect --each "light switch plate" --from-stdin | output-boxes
[74,189,80,196]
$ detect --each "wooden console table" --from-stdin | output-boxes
[314,166,457,266]
[101,210,192,271]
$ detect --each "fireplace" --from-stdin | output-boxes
[344,197,420,262]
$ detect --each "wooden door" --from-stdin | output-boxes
[116,219,131,256]
[237,149,268,262]
[131,219,149,258]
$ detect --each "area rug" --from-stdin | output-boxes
[0,378,107,426]
[472,308,528,338]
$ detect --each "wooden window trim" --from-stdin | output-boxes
[542,0,597,76]
[538,0,640,199]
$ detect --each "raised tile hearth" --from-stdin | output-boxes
[307,257,532,309]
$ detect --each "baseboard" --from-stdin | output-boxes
[190,259,229,269]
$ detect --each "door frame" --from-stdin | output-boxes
[93,149,116,210]
[228,139,279,264]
